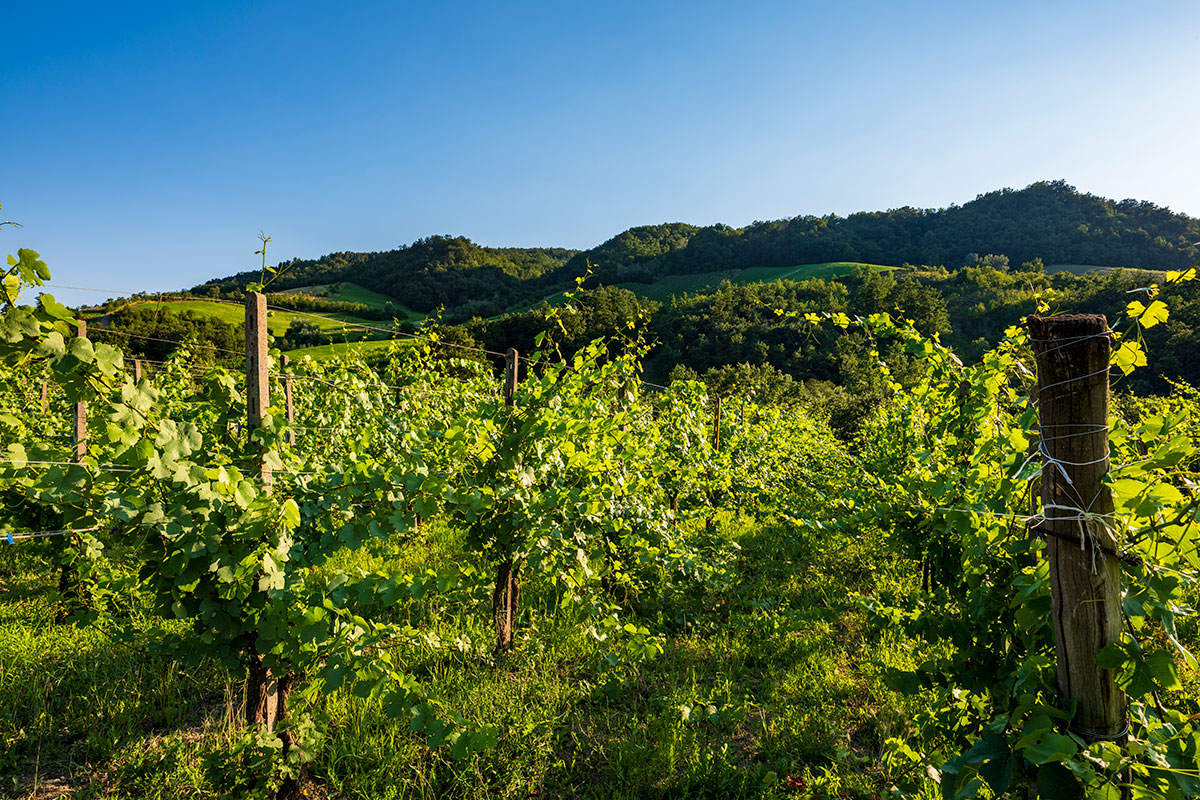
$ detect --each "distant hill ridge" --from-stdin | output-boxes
[192,181,1200,317]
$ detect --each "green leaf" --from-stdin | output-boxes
[1112,340,1147,375]
[1127,299,1169,329]
[979,755,1015,797]
[1146,649,1181,689]
[1096,642,1128,670]
[882,667,922,695]
[38,293,74,321]
[1024,732,1077,765]
[281,498,301,529]
[1036,763,1083,800]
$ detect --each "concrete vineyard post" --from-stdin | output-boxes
[1028,314,1127,743]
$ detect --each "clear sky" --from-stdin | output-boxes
[5,1,1200,306]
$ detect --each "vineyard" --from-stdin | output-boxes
[3,239,1200,799]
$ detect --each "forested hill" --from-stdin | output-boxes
[191,236,577,318]
[558,180,1200,285]
[191,181,1200,317]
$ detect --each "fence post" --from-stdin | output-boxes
[494,348,520,652]
[56,320,89,618]
[1028,314,1126,743]
[40,379,47,415]
[73,320,87,463]
[281,354,295,446]
[713,395,722,450]
[242,291,294,788]
[503,347,519,405]
[133,358,142,382]
[245,292,272,491]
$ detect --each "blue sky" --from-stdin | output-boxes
[5,1,1200,306]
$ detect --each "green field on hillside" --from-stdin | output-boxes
[614,270,741,302]
[285,338,412,361]
[734,262,894,284]
[279,281,413,313]
[95,299,385,339]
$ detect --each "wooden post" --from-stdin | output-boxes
[503,347,519,405]
[713,396,722,450]
[245,292,271,490]
[40,380,47,415]
[133,358,142,382]
[57,320,89,618]
[73,320,87,463]
[281,354,295,446]
[243,293,299,797]
[1028,314,1126,743]
[495,347,520,652]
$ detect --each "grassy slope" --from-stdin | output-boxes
[284,338,410,361]
[734,262,894,284]
[91,299,385,338]
[279,282,397,309]
[0,514,909,799]
[278,282,425,322]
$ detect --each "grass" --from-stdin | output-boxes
[278,283,426,322]
[733,262,894,284]
[285,338,412,361]
[0,512,912,798]
[614,271,742,303]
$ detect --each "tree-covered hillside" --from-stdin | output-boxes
[189,182,1200,320]
[192,236,576,318]
[555,180,1200,286]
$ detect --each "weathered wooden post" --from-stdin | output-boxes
[40,380,48,415]
[1028,314,1126,743]
[73,320,87,463]
[245,292,272,491]
[494,348,521,652]
[281,354,295,446]
[713,395,722,450]
[706,395,723,532]
[56,320,90,618]
[133,358,142,382]
[244,289,273,730]
[241,292,301,799]
[243,293,279,718]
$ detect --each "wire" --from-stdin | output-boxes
[44,283,175,296]
[262,303,508,358]
[90,327,243,356]
[4,525,103,542]
[0,458,135,473]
